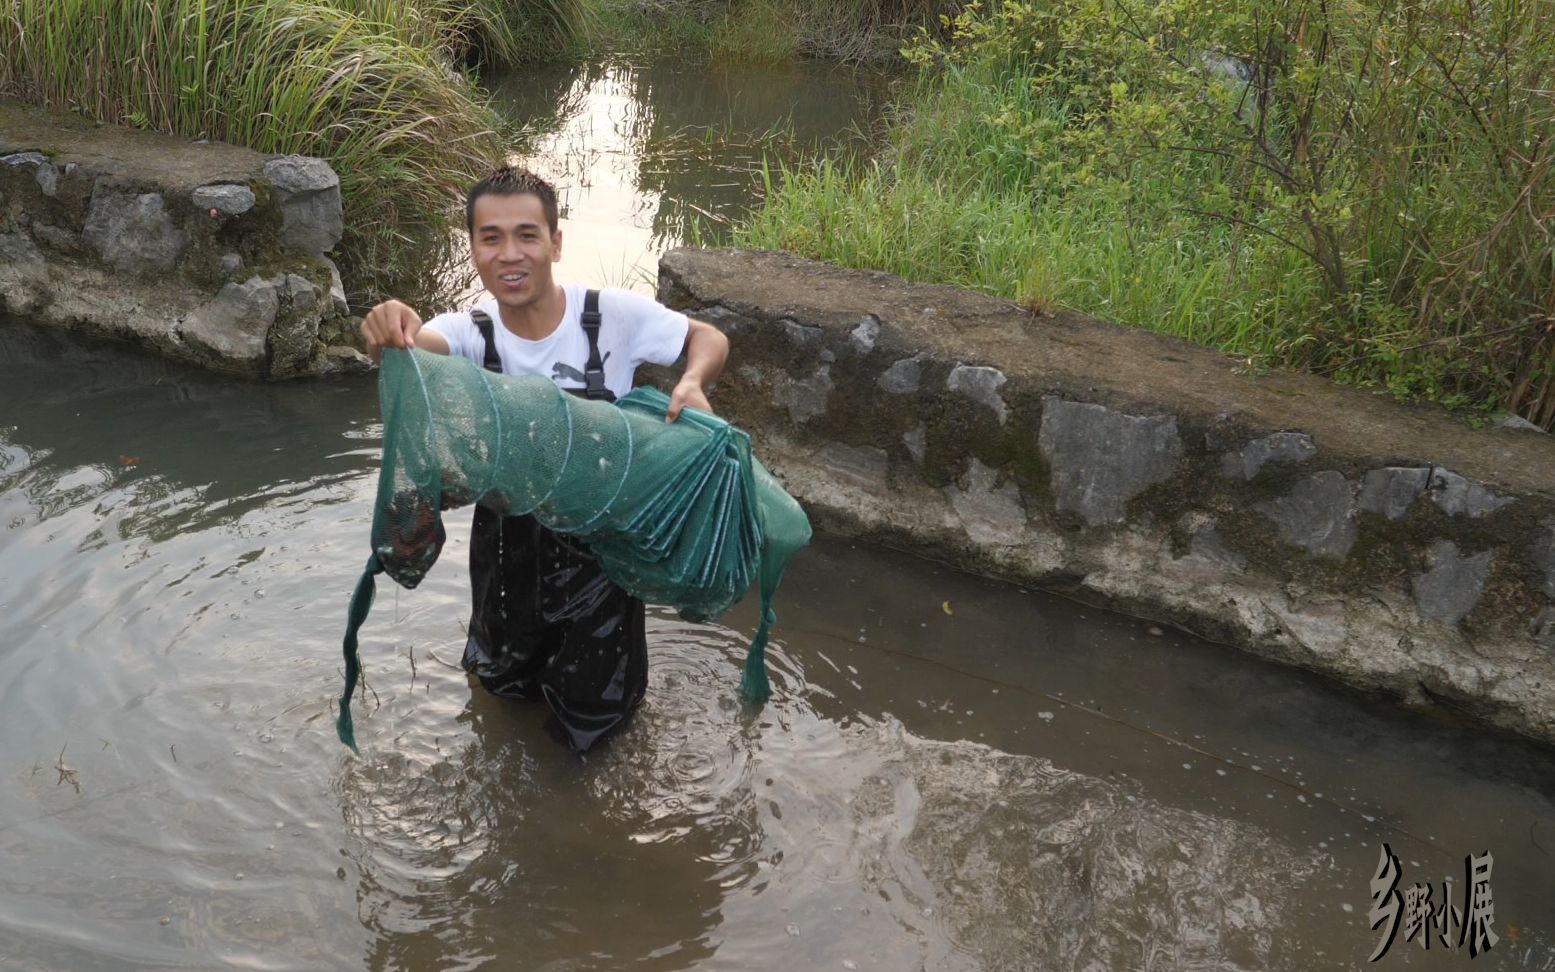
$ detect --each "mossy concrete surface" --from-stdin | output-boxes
[0,98,365,378]
[658,247,1555,745]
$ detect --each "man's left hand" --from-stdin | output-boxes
[666,378,711,423]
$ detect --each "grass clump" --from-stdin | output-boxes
[0,0,597,304]
[741,0,1555,427]
[337,0,595,65]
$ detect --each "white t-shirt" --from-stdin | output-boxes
[423,284,690,399]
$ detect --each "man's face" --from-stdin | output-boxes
[470,191,561,312]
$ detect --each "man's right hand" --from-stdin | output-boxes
[360,300,425,363]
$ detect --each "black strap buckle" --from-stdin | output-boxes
[580,289,611,401]
[470,308,502,374]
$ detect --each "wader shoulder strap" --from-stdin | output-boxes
[473,298,611,399]
[580,289,611,401]
[469,308,503,374]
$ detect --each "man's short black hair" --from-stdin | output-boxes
[465,166,559,237]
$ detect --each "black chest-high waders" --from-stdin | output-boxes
[334,294,811,753]
[462,292,648,752]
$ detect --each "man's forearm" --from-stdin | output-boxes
[681,319,729,390]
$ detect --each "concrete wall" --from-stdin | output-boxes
[0,99,366,378]
[658,248,1555,745]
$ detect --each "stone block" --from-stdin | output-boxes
[774,364,832,424]
[815,442,890,497]
[947,459,1027,546]
[30,223,78,253]
[849,314,880,354]
[191,183,256,217]
[263,154,338,193]
[1220,432,1316,479]
[903,424,926,465]
[322,256,349,316]
[82,187,188,276]
[946,364,1008,424]
[179,276,279,366]
[1254,470,1357,559]
[316,344,372,375]
[878,357,921,395]
[1492,413,1547,433]
[1427,467,1513,518]
[1039,398,1183,526]
[1357,467,1430,520]
[263,155,342,254]
[270,273,323,376]
[0,230,47,272]
[692,304,755,334]
[779,318,823,347]
[1189,521,1247,570]
[35,161,59,196]
[0,231,48,311]
[1412,540,1492,625]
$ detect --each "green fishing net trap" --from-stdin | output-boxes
[336,348,813,749]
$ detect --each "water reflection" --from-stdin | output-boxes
[486,59,894,290]
[0,325,379,543]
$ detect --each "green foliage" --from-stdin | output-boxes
[0,0,598,305]
[746,0,1555,426]
[337,0,596,65]
[589,0,957,63]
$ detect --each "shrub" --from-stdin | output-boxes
[590,0,958,63]
[747,0,1555,425]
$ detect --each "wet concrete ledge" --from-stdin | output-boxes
[0,99,367,378]
[657,247,1555,746]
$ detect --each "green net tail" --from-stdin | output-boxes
[740,606,776,702]
[336,553,383,753]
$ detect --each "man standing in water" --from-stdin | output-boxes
[359,166,729,752]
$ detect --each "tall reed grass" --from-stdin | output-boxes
[0,0,588,304]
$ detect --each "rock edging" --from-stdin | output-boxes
[657,247,1555,746]
[0,99,365,378]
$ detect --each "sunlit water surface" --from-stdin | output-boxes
[483,58,895,293]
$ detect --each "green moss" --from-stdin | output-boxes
[588,0,948,64]
[1006,437,1051,507]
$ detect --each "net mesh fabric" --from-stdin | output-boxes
[337,347,811,749]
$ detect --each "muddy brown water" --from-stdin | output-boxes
[3,59,1554,972]
[3,328,1554,971]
